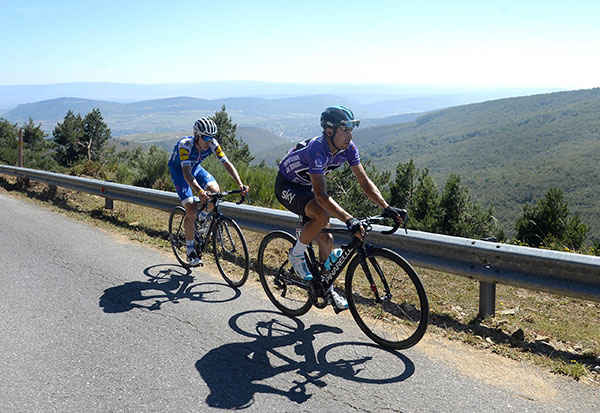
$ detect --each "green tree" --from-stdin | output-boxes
[53,110,85,166]
[411,168,440,232]
[515,187,589,250]
[83,108,111,162]
[210,105,253,166]
[53,108,110,166]
[0,118,18,164]
[438,174,470,236]
[438,173,494,238]
[389,159,417,210]
[22,118,46,148]
[21,118,59,171]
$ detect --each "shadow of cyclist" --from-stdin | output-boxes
[98,264,240,313]
[196,310,414,409]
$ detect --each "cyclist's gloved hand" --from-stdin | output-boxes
[383,206,407,222]
[346,217,364,239]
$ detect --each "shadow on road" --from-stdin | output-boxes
[196,310,415,409]
[99,263,241,313]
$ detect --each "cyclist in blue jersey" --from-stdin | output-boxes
[169,117,249,266]
[275,106,405,311]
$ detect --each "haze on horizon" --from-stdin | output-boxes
[1,1,599,92]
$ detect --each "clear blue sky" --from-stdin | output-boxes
[1,0,599,89]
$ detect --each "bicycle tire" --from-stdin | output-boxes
[257,231,312,316]
[168,206,191,268]
[212,216,249,288]
[345,247,429,350]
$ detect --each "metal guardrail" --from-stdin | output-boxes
[2,165,600,317]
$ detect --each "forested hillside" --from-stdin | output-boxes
[353,88,600,240]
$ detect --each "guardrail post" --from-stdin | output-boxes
[478,281,496,318]
[104,197,114,210]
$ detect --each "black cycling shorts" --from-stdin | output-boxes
[275,172,315,220]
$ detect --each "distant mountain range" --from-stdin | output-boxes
[0,81,554,108]
[118,127,293,155]
[1,95,429,139]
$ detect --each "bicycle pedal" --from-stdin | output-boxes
[329,296,348,314]
[331,305,346,314]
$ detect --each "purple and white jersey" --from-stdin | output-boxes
[278,135,360,185]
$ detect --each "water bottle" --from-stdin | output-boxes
[324,248,343,271]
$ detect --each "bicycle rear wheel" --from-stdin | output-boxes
[168,206,191,268]
[257,231,312,316]
[346,247,429,350]
[212,216,249,288]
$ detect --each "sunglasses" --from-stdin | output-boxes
[340,119,360,131]
[195,133,214,142]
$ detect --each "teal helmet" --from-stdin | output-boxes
[320,105,360,130]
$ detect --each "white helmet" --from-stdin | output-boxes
[193,117,218,138]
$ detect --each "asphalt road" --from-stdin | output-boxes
[1,192,598,412]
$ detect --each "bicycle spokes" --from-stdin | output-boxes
[347,248,428,349]
[257,231,312,316]
[216,221,237,254]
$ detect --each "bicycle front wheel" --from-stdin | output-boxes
[212,216,249,288]
[346,247,429,350]
[257,231,312,316]
[168,206,190,268]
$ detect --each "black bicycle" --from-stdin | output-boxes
[257,216,429,350]
[168,189,249,288]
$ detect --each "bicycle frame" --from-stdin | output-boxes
[304,234,356,287]
[193,190,245,255]
[303,217,400,308]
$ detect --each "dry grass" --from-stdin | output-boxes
[1,175,599,385]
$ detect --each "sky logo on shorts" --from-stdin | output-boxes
[282,189,296,204]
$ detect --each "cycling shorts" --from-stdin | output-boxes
[170,164,216,205]
[275,172,315,220]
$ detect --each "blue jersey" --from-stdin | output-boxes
[278,135,361,185]
[168,136,228,170]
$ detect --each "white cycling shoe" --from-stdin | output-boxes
[329,289,348,313]
[288,249,313,281]
[187,251,202,267]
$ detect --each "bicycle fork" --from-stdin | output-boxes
[359,251,393,304]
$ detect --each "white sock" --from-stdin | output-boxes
[291,239,308,256]
[186,240,195,253]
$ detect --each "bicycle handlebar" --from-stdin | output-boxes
[378,210,408,234]
[195,188,248,206]
[321,214,407,236]
[365,214,407,235]
[208,189,247,205]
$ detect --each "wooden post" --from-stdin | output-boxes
[18,128,23,167]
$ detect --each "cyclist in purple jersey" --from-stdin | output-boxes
[278,135,360,185]
[275,106,405,311]
[169,117,249,266]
